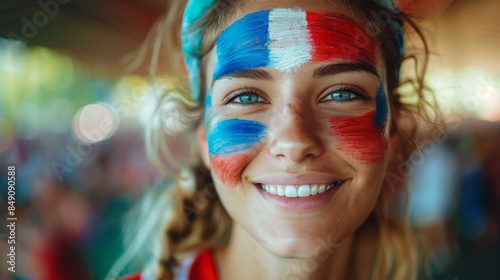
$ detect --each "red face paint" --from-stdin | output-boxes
[306,13,376,66]
[330,111,387,164]
[210,154,252,187]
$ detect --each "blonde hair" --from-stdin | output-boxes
[109,0,441,279]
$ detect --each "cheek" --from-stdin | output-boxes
[329,111,388,164]
[210,155,252,187]
[207,118,267,187]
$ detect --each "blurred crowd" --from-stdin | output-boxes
[408,120,500,278]
[0,126,159,280]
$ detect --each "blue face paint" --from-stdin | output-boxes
[214,10,271,80]
[205,93,212,107]
[208,119,267,155]
[203,90,213,129]
[374,82,388,128]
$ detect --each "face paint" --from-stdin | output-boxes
[208,119,267,155]
[203,90,213,129]
[330,83,389,164]
[211,155,252,187]
[213,9,376,80]
[329,111,387,164]
[306,12,375,66]
[374,82,389,128]
[208,119,267,186]
[205,94,212,108]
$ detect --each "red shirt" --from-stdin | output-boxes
[121,249,218,280]
[188,249,218,280]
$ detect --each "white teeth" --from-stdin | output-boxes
[261,182,342,198]
[285,185,297,197]
[298,185,310,197]
[311,185,318,195]
[269,185,277,195]
[318,185,326,193]
[277,186,285,196]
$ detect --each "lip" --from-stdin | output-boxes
[253,178,347,212]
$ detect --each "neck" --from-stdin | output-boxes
[215,224,354,280]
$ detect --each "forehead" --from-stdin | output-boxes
[238,0,342,15]
[212,8,376,80]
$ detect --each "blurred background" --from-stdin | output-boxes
[0,0,499,279]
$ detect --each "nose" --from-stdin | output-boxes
[269,103,323,163]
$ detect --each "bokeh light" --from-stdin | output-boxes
[423,68,500,121]
[72,103,119,144]
[475,86,500,122]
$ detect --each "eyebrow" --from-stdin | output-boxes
[213,69,273,85]
[312,62,380,79]
[212,61,379,86]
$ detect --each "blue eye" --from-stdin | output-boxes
[237,94,259,103]
[330,91,355,101]
[231,92,264,104]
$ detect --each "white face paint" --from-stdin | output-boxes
[267,9,311,73]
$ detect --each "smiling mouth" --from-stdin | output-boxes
[258,181,345,198]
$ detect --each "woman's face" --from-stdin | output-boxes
[198,1,394,258]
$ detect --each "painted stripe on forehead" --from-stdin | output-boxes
[213,10,271,80]
[208,119,267,155]
[306,12,376,66]
[268,9,311,72]
[213,9,377,80]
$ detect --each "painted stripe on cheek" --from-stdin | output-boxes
[208,119,266,186]
[211,154,251,187]
[208,119,267,155]
[330,111,387,164]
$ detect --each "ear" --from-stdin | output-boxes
[197,122,211,169]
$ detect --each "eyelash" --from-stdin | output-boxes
[321,84,368,103]
[223,84,368,106]
[224,87,266,106]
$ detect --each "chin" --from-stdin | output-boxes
[257,228,345,259]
